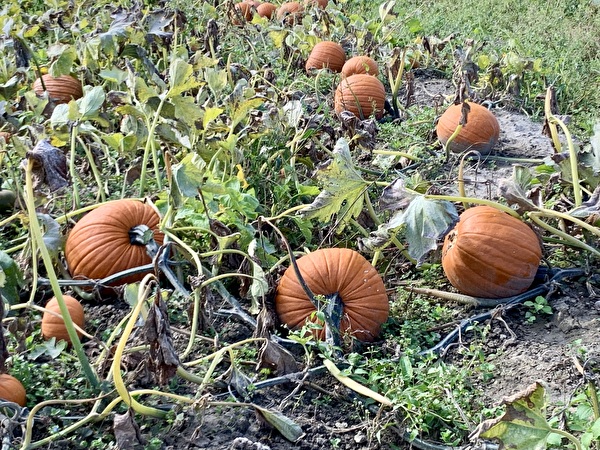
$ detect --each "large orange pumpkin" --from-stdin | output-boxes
[277,1,303,24]
[0,374,26,406]
[33,74,83,104]
[257,2,277,18]
[41,295,85,344]
[275,248,389,342]
[341,55,379,78]
[334,74,386,120]
[442,206,542,298]
[65,199,164,285]
[305,41,346,73]
[436,102,500,155]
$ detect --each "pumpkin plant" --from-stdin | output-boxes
[334,74,386,120]
[341,55,379,78]
[305,41,346,73]
[275,248,389,343]
[0,373,26,406]
[41,295,85,344]
[32,74,83,104]
[436,101,500,155]
[441,205,542,298]
[64,199,164,285]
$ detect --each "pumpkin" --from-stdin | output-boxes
[277,1,303,24]
[436,102,500,155]
[41,295,85,344]
[257,2,277,18]
[0,374,26,406]
[0,131,11,142]
[441,206,542,299]
[233,2,255,23]
[305,0,327,8]
[33,74,83,104]
[65,199,164,285]
[341,55,379,78]
[305,41,346,73]
[334,74,386,120]
[275,248,389,342]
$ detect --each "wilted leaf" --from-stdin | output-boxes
[379,178,418,211]
[571,184,600,219]
[114,409,144,449]
[144,293,180,385]
[401,196,458,262]
[38,214,63,257]
[172,153,207,198]
[203,106,224,130]
[579,121,600,178]
[256,339,299,376]
[473,381,555,450]
[0,251,23,306]
[299,138,369,228]
[498,165,539,213]
[253,404,304,442]
[25,139,69,192]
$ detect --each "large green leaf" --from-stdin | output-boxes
[474,382,561,450]
[298,138,369,228]
[167,59,201,98]
[78,86,105,121]
[172,153,206,199]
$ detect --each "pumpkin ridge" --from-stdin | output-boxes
[449,243,537,279]
[456,232,541,262]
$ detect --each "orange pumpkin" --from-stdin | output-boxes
[41,295,85,344]
[436,102,500,155]
[305,0,327,8]
[277,1,304,24]
[275,248,389,342]
[257,2,277,18]
[341,55,379,78]
[305,41,346,73]
[0,374,26,406]
[0,131,11,142]
[233,2,254,24]
[65,199,164,285]
[334,74,386,119]
[33,74,83,104]
[442,206,542,298]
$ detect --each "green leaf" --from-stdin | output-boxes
[170,95,203,127]
[78,86,105,120]
[0,251,23,305]
[167,59,201,98]
[475,382,562,450]
[135,77,160,103]
[203,106,224,130]
[401,196,458,262]
[268,30,288,48]
[230,97,264,131]
[204,67,228,95]
[253,404,304,442]
[298,138,369,228]
[98,67,128,84]
[38,214,63,258]
[48,44,76,77]
[172,153,207,198]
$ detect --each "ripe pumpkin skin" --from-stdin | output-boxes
[257,2,277,18]
[305,41,346,73]
[33,74,83,104]
[65,199,164,285]
[334,74,386,120]
[341,55,379,78]
[41,295,85,344]
[0,374,26,406]
[277,1,303,23]
[305,0,327,8]
[442,206,542,299]
[436,102,500,155]
[275,248,389,342]
[233,2,254,24]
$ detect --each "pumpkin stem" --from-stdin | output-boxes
[129,224,159,258]
[321,292,343,349]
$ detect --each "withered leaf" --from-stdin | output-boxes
[114,409,144,449]
[144,293,180,385]
[24,139,69,192]
[257,339,298,376]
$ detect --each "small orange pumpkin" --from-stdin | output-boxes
[65,199,164,285]
[33,74,83,104]
[257,2,277,18]
[305,41,346,73]
[436,102,500,155]
[233,2,254,24]
[0,131,11,143]
[277,1,304,24]
[304,0,327,8]
[341,55,379,78]
[275,248,389,342]
[41,295,85,344]
[0,374,26,406]
[334,74,386,119]
[442,206,542,298]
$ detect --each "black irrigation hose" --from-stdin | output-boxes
[419,267,586,358]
